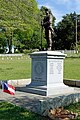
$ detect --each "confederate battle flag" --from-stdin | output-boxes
[2,82,15,95]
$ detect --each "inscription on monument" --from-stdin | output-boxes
[34,62,44,76]
[57,62,62,74]
[32,59,46,83]
[49,60,62,75]
[49,62,54,74]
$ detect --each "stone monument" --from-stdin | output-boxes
[26,51,74,96]
[26,8,74,96]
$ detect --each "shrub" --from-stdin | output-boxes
[0,49,4,53]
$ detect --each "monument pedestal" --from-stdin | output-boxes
[27,51,74,96]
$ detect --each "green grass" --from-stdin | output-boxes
[0,102,80,120]
[0,55,31,80]
[64,58,80,80]
[0,55,80,80]
[0,102,48,120]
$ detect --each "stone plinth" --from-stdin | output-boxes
[26,51,74,96]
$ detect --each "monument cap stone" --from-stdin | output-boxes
[30,51,66,58]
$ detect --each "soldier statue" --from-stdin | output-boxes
[41,8,55,50]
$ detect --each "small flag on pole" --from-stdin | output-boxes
[2,82,15,95]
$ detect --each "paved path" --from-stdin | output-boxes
[0,89,46,113]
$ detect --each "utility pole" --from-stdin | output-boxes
[75,15,78,53]
[40,20,43,51]
[73,11,78,53]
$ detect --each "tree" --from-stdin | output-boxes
[55,13,80,50]
[0,0,40,53]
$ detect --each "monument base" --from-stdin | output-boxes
[47,83,74,96]
[25,83,74,96]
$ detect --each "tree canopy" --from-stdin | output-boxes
[0,0,41,53]
[54,12,80,50]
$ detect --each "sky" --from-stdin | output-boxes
[36,0,80,24]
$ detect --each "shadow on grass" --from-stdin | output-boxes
[0,101,49,120]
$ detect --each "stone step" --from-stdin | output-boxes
[16,86,47,96]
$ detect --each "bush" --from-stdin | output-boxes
[0,49,4,53]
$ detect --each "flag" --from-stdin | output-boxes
[2,82,15,95]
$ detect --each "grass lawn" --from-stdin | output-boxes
[0,102,80,120]
[0,55,80,80]
[64,58,80,80]
[0,102,48,120]
[0,55,31,80]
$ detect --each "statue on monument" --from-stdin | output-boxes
[41,8,55,50]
